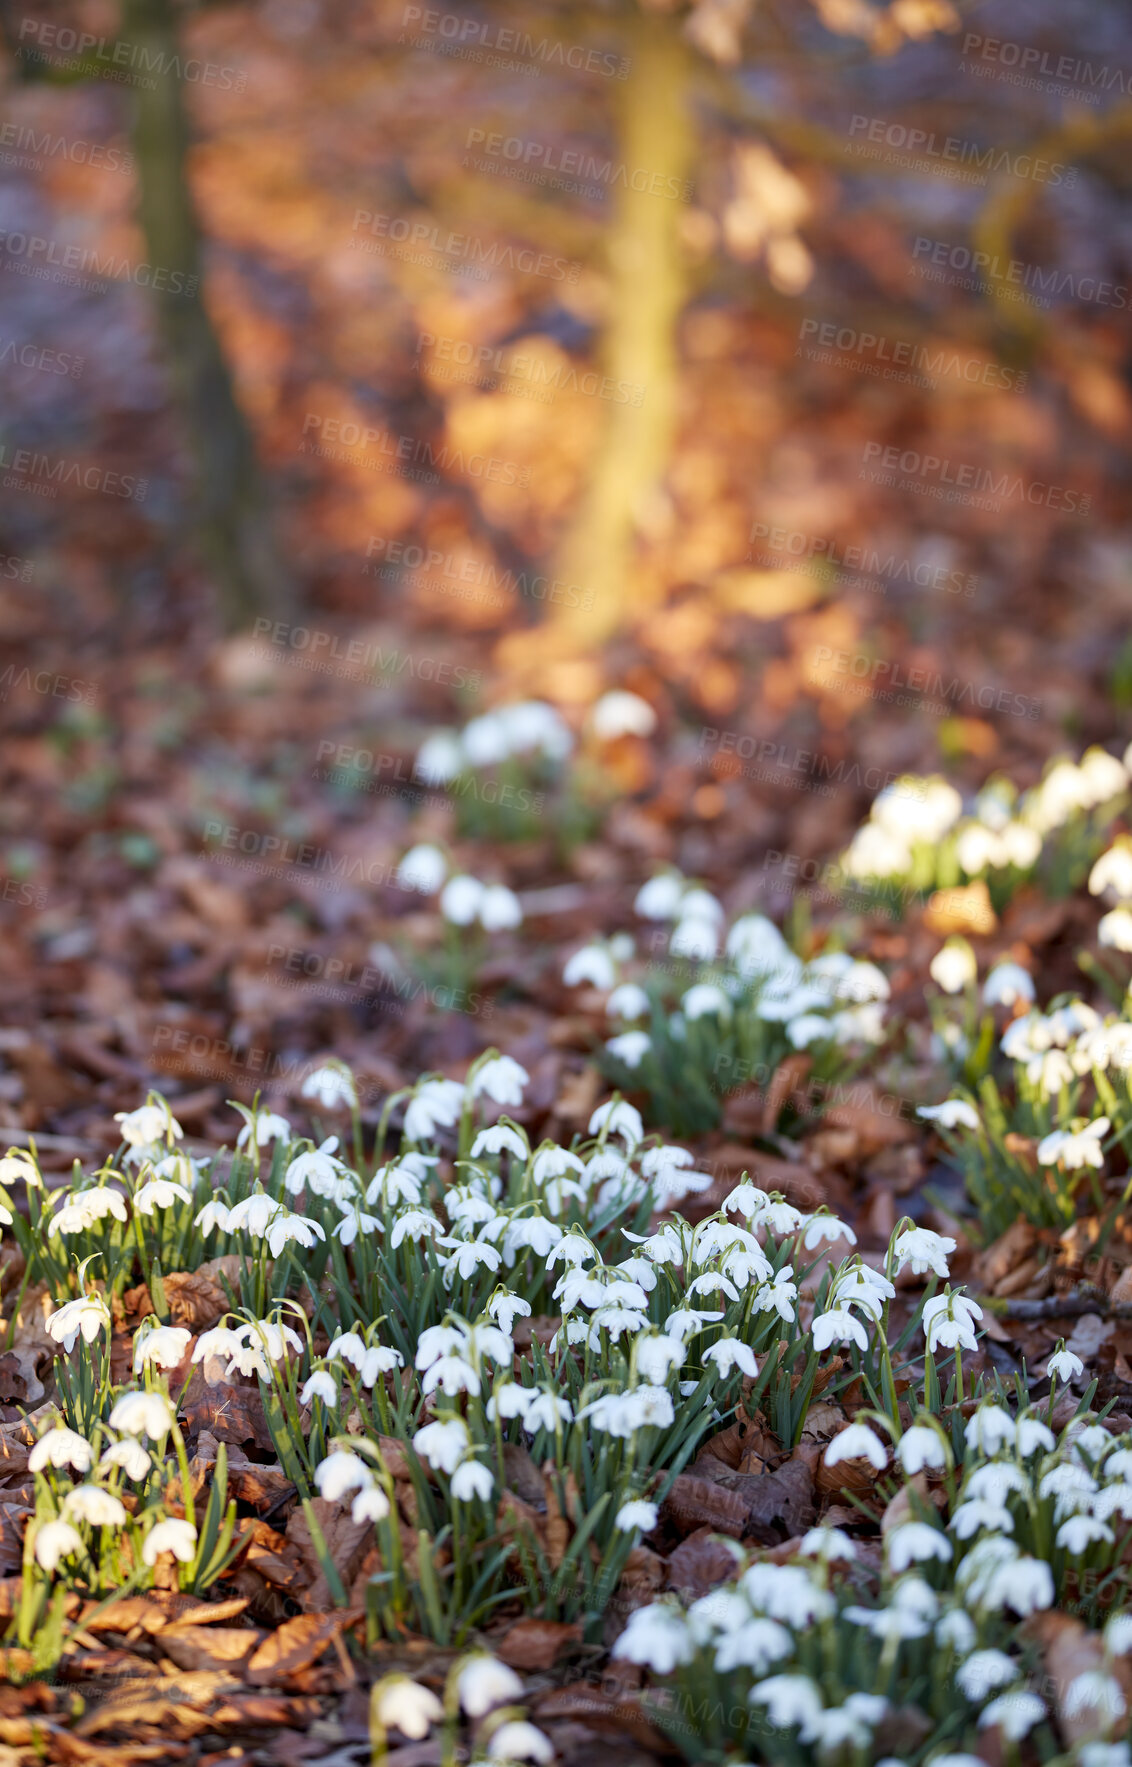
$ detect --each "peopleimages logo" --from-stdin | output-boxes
[400,8,629,79]
[463,128,692,202]
[17,18,247,89]
[0,338,84,378]
[351,211,579,283]
[960,33,1129,106]
[796,318,1025,391]
[251,618,481,691]
[911,237,1129,312]
[0,231,198,296]
[417,332,644,406]
[812,645,1042,721]
[747,521,976,599]
[847,115,1075,186]
[0,122,133,175]
[0,444,146,502]
[860,442,1091,513]
[299,414,530,486]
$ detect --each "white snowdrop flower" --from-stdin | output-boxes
[29,1427,93,1475]
[1030,1047,1077,1096]
[961,1403,1016,1455]
[936,1610,976,1654]
[486,1720,554,1764]
[191,1324,247,1367]
[801,1214,857,1251]
[351,1485,391,1526]
[1079,747,1128,804]
[194,1198,232,1236]
[265,1210,326,1259]
[670,916,718,961]
[726,913,789,975]
[951,1500,1015,1540]
[1072,1423,1112,1460]
[63,1485,126,1527]
[787,1013,832,1049]
[956,821,1004,875]
[1091,842,1132,900]
[606,1031,651,1068]
[752,1268,798,1324]
[470,1124,528,1162]
[300,1371,338,1408]
[1038,1118,1108,1170]
[365,1162,423,1207]
[115,1102,183,1147]
[286,1138,351,1200]
[486,1382,533,1422]
[607,982,650,1021]
[679,888,724,924]
[812,1310,869,1353]
[682,983,731,1020]
[413,1416,470,1475]
[1058,1515,1115,1553]
[479,884,523,931]
[315,1450,373,1502]
[132,1324,191,1374]
[892,1226,955,1279]
[799,1526,856,1561]
[966,1463,1030,1503]
[824,1424,887,1471]
[896,1425,947,1474]
[1105,1614,1132,1656]
[47,1292,111,1352]
[132,1177,192,1216]
[703,1337,759,1379]
[741,1563,835,1625]
[142,1517,197,1565]
[49,1187,129,1236]
[0,1149,42,1188]
[462,711,512,767]
[301,1065,358,1110]
[917,1099,980,1131]
[415,731,465,784]
[837,960,890,1004]
[563,944,616,988]
[1000,821,1041,867]
[983,962,1035,1008]
[844,821,912,880]
[1100,908,1132,953]
[503,1215,562,1259]
[524,1392,574,1437]
[396,842,449,893]
[1076,1748,1132,1767]
[634,873,686,920]
[887,1523,952,1572]
[715,1617,794,1674]
[930,938,977,994]
[588,1098,644,1146]
[455,1654,524,1718]
[615,1499,659,1533]
[403,1079,465,1143]
[754,1199,806,1234]
[612,1602,694,1673]
[450,1458,494,1502]
[748,1674,824,1730]
[590,690,656,740]
[1047,1346,1085,1383]
[978,1690,1046,1740]
[955,1649,1016,1700]
[441,1240,502,1283]
[109,1390,175,1440]
[924,1292,982,1355]
[486,1292,531,1334]
[440,875,484,926]
[372,1676,443,1740]
[469,1055,529,1109]
[236,1110,291,1150]
[34,1519,84,1573]
[830,1003,886,1046]
[1065,1672,1127,1724]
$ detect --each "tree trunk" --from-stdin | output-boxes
[121,0,291,627]
[550,7,693,647]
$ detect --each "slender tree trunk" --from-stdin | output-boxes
[550,9,692,645]
[121,0,291,627]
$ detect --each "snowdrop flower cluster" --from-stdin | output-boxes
[564,894,891,1133]
[393,842,524,930]
[415,700,573,784]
